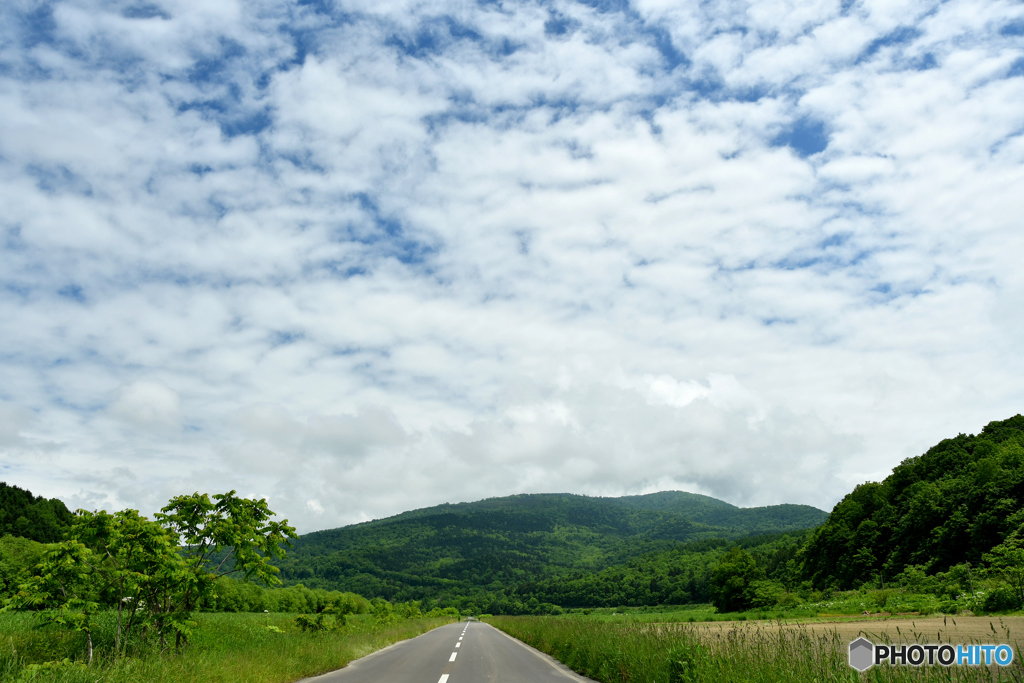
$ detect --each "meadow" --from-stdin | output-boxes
[0,611,454,683]
[486,612,1024,682]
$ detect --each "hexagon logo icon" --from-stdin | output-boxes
[849,637,874,671]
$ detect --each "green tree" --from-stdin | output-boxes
[3,540,100,664]
[983,527,1024,608]
[155,490,297,648]
[68,509,188,654]
[708,547,764,612]
[4,490,298,660]
[4,509,189,659]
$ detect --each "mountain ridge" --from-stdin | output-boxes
[275,490,827,602]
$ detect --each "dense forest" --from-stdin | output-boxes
[798,414,1024,589]
[0,482,73,542]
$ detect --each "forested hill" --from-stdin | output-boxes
[275,492,827,601]
[799,414,1024,589]
[0,482,73,542]
[611,491,828,536]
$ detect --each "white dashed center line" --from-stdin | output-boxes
[450,652,458,662]
[456,642,461,647]
[438,676,449,683]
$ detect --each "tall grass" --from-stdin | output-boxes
[0,611,454,683]
[487,616,1024,682]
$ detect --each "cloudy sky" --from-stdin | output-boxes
[1,0,1022,532]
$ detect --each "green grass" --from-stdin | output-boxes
[554,587,1012,625]
[486,615,1024,682]
[0,611,455,682]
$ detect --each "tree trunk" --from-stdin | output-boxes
[116,597,123,655]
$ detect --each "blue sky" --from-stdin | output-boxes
[1,0,1022,531]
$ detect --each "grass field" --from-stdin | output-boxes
[487,614,1024,682]
[0,611,454,683]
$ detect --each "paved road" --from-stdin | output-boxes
[301,620,596,683]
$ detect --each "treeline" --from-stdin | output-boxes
[0,482,73,542]
[208,576,371,614]
[206,576,459,620]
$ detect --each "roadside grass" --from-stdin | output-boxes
[0,611,454,683]
[557,589,1017,625]
[487,615,1024,682]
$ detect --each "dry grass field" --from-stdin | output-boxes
[685,616,1024,647]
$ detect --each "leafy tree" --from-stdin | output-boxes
[69,509,188,654]
[708,547,764,612]
[0,535,48,598]
[155,490,297,648]
[3,490,297,659]
[4,509,189,659]
[3,540,101,664]
[983,526,1024,609]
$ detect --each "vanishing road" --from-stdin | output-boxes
[301,620,596,683]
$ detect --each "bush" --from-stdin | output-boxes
[776,593,802,608]
[982,586,1021,613]
[666,642,710,683]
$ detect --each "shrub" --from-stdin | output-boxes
[982,586,1020,613]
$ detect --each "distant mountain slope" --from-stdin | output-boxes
[277,491,826,602]
[611,491,828,535]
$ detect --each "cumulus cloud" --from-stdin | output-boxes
[110,381,182,427]
[0,0,1021,531]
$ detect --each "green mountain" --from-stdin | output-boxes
[612,491,829,536]
[276,492,827,604]
[799,414,1024,590]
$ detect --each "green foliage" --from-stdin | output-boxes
[615,492,828,536]
[275,492,825,609]
[2,490,298,661]
[665,642,711,683]
[799,414,1024,590]
[0,610,455,682]
[154,490,298,648]
[708,547,764,612]
[0,537,48,599]
[981,586,1020,612]
[983,524,1024,609]
[294,606,345,633]
[0,484,73,544]
[2,540,101,664]
[208,576,370,615]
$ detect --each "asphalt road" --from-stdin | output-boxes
[301,620,597,683]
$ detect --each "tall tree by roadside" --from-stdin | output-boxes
[2,490,297,661]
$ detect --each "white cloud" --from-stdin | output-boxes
[0,0,1021,531]
[110,381,183,427]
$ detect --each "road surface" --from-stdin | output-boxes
[301,620,596,683]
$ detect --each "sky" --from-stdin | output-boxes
[1,0,1022,533]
